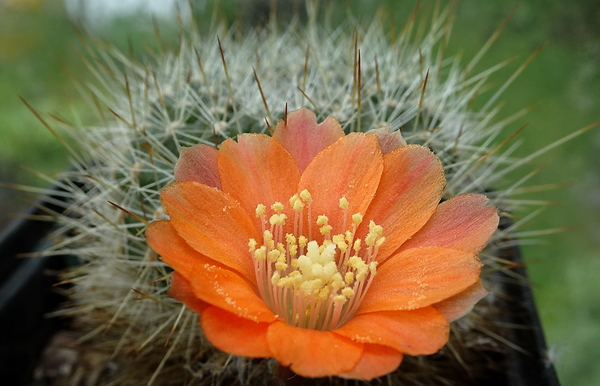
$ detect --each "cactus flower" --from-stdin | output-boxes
[146,108,499,380]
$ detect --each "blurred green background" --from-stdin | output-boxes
[1,0,598,384]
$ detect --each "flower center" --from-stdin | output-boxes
[248,190,385,331]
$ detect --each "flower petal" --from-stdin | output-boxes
[217,134,301,232]
[339,344,403,380]
[266,321,363,378]
[147,220,275,322]
[147,220,213,278]
[334,307,449,356]
[359,145,445,263]
[174,144,221,189]
[169,272,209,314]
[366,127,407,154]
[185,262,276,323]
[399,194,499,253]
[272,108,344,172]
[298,133,383,235]
[358,246,482,314]
[160,181,259,281]
[201,306,272,357]
[433,280,488,322]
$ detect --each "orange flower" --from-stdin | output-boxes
[146,108,499,380]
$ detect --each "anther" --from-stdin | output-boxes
[319,224,333,236]
[341,287,355,298]
[300,189,312,202]
[256,204,266,218]
[298,236,308,248]
[345,272,355,284]
[248,238,257,252]
[316,215,329,226]
[268,249,280,262]
[353,239,362,252]
[339,197,349,210]
[254,247,267,261]
[271,202,284,213]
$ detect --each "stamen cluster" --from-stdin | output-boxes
[248,190,385,331]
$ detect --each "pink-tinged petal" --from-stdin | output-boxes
[267,321,363,378]
[433,280,488,322]
[339,344,403,380]
[366,127,407,154]
[169,272,209,314]
[147,220,275,322]
[334,307,449,356]
[201,306,272,357]
[298,133,383,235]
[358,246,482,314]
[399,194,499,253]
[359,145,445,263]
[218,134,301,230]
[272,108,344,172]
[174,144,221,189]
[160,181,259,282]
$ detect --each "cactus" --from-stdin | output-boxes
[30,2,578,385]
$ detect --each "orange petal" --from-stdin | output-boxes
[147,220,275,322]
[147,220,214,278]
[272,108,344,172]
[339,344,403,380]
[334,307,449,356]
[358,246,482,314]
[201,306,272,357]
[366,127,407,154]
[266,321,363,378]
[433,280,488,322]
[174,144,221,188]
[298,133,383,235]
[217,134,301,231]
[399,194,499,253]
[160,181,259,281]
[185,262,276,323]
[169,272,209,314]
[359,145,445,263]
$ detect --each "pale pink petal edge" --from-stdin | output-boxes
[433,280,488,322]
[174,144,221,189]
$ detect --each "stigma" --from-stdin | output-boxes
[248,190,385,331]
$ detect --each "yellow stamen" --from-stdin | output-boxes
[271,202,284,213]
[319,224,333,236]
[316,215,329,226]
[298,236,308,248]
[249,191,384,331]
[345,272,354,285]
[254,246,266,261]
[339,197,349,210]
[300,189,312,202]
[256,204,266,218]
[248,238,257,253]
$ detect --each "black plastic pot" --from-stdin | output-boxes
[0,192,560,386]
[0,195,70,386]
[487,217,561,386]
